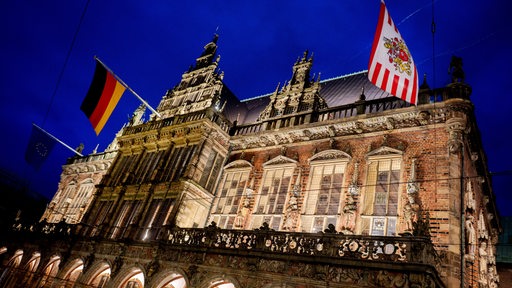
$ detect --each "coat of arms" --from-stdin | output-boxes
[383,36,413,76]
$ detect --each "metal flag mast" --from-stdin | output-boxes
[94,56,162,119]
[33,123,83,157]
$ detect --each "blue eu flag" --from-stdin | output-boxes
[25,124,57,170]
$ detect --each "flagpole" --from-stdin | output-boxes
[94,56,162,118]
[33,123,83,157]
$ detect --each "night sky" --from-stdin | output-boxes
[1,1,511,215]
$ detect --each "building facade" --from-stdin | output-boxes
[0,35,501,288]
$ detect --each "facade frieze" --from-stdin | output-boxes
[231,109,442,150]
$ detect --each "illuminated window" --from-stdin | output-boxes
[360,147,402,236]
[211,160,251,229]
[251,156,296,231]
[302,150,349,233]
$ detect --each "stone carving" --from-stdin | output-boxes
[479,241,488,284]
[404,159,420,232]
[465,215,476,259]
[445,117,467,153]
[283,173,301,231]
[465,180,476,211]
[403,203,415,232]
[406,158,419,204]
[478,211,489,240]
[342,162,359,234]
[263,155,297,167]
[233,110,436,150]
[235,185,253,228]
[309,149,351,162]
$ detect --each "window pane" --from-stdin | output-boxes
[387,217,397,235]
[371,218,385,236]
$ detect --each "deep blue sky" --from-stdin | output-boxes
[1,1,511,215]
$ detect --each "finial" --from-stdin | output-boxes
[274,82,281,93]
[420,73,430,89]
[302,50,309,61]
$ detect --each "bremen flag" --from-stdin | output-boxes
[81,60,126,135]
[368,0,418,105]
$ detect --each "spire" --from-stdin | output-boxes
[195,33,219,69]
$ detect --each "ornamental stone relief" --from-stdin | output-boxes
[232,110,441,150]
[309,149,351,162]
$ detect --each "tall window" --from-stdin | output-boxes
[110,200,143,239]
[67,179,94,223]
[302,160,346,232]
[87,200,113,237]
[361,150,402,236]
[211,165,250,229]
[199,149,225,192]
[140,198,175,240]
[251,157,295,231]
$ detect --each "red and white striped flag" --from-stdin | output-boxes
[368,1,418,105]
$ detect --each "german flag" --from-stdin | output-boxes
[81,60,126,135]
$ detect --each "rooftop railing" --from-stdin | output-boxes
[232,96,411,136]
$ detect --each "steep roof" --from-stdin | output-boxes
[233,70,390,124]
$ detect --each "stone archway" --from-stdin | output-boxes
[110,266,145,288]
[198,275,239,288]
[82,261,111,288]
[19,251,41,287]
[56,258,84,288]
[37,254,61,287]
[151,270,188,288]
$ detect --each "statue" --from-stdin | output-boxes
[449,55,465,83]
[465,215,476,257]
[479,241,488,283]
[465,181,476,211]
[404,203,415,232]
[75,143,84,153]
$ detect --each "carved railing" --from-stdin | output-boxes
[2,221,439,274]
[233,96,411,136]
[157,225,438,266]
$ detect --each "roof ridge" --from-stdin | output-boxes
[320,70,368,83]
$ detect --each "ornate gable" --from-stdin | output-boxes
[156,34,225,118]
[366,146,403,158]
[263,155,298,167]
[258,50,327,122]
[309,149,351,162]
[224,159,253,170]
